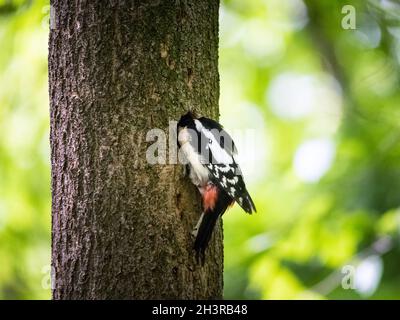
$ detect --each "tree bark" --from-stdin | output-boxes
[49,0,222,299]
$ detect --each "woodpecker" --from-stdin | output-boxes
[177,111,256,260]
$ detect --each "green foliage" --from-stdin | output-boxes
[221,0,400,299]
[0,0,50,299]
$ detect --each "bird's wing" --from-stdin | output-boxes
[206,162,256,214]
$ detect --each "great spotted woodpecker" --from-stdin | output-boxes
[177,111,256,260]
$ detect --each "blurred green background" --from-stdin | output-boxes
[1,0,400,299]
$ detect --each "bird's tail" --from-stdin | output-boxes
[193,188,232,263]
[193,209,220,262]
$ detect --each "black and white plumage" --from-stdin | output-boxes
[177,111,256,260]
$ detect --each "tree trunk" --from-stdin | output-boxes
[49,0,222,299]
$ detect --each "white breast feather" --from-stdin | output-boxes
[179,128,209,186]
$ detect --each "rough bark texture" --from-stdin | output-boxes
[49,0,222,299]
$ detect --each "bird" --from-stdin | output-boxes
[177,111,256,262]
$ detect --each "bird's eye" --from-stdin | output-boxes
[208,139,212,144]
